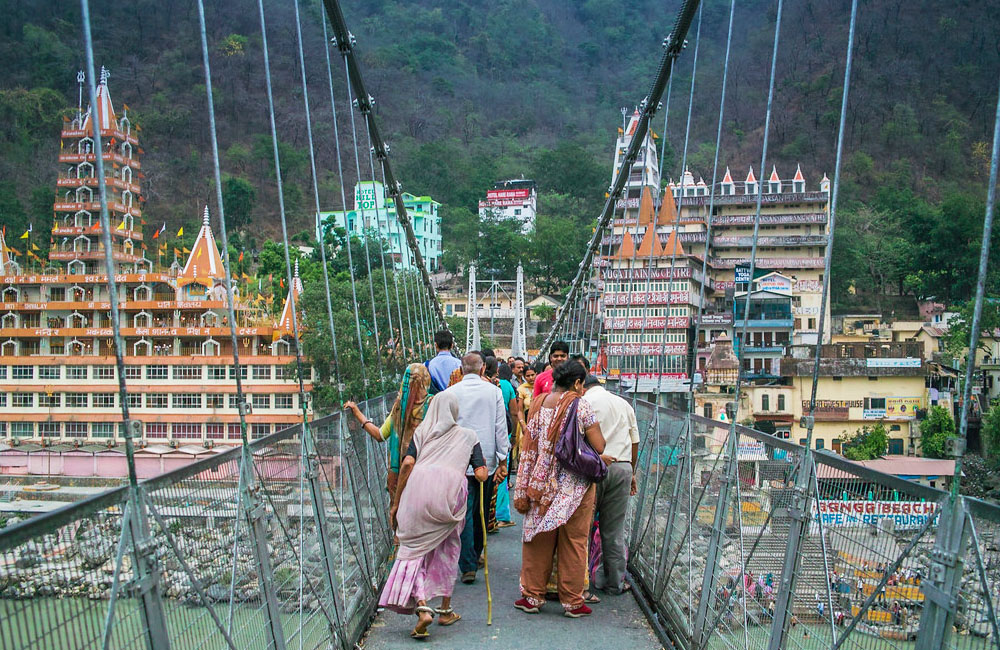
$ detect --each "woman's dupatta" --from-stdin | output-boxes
[513,389,581,517]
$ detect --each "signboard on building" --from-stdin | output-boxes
[603,267,693,280]
[863,408,887,420]
[699,313,733,325]
[756,273,793,294]
[603,291,689,306]
[354,181,385,212]
[486,188,531,201]
[606,343,688,355]
[805,399,861,420]
[734,264,751,284]
[865,358,921,368]
[603,316,689,330]
[886,397,922,419]
[815,500,938,530]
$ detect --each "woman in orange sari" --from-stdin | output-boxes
[513,361,605,618]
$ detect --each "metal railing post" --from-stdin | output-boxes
[651,414,690,601]
[241,445,288,650]
[692,413,739,645]
[130,485,171,650]
[765,454,816,650]
[302,422,350,649]
[915,496,969,650]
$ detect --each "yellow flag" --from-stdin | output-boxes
[116,220,126,231]
[177,227,184,237]
[31,243,40,251]
[19,230,29,239]
[174,247,182,257]
[183,247,191,254]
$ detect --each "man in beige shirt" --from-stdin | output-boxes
[582,375,639,594]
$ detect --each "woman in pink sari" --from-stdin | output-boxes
[380,391,488,639]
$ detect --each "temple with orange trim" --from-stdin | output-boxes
[0,70,311,469]
[597,109,830,397]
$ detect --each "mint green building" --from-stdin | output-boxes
[322,181,442,272]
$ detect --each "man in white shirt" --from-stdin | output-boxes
[583,374,639,594]
[446,352,510,583]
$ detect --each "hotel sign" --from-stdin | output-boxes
[804,399,861,420]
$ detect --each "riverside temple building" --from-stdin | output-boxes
[0,72,309,459]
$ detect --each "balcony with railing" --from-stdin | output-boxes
[782,341,926,377]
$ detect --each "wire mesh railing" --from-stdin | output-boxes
[0,395,394,650]
[625,397,1000,650]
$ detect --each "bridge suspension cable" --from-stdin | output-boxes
[540,0,702,357]
[321,0,448,332]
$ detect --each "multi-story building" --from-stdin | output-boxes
[323,180,442,272]
[597,110,830,393]
[478,179,537,234]
[758,341,928,454]
[0,71,308,449]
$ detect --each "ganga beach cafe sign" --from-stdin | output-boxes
[814,500,938,529]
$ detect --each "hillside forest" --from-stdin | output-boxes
[0,0,998,311]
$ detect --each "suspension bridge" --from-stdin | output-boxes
[2,0,1000,648]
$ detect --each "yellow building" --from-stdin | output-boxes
[746,342,927,455]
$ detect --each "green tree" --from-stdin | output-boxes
[981,400,1000,461]
[842,422,889,460]
[532,142,606,201]
[221,176,257,231]
[945,300,1000,362]
[532,304,555,320]
[920,406,956,459]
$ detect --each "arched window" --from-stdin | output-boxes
[67,312,87,328]
[271,339,290,356]
[2,287,19,302]
[200,311,220,327]
[133,311,151,328]
[133,285,151,301]
[76,186,93,203]
[133,339,152,356]
[1,339,18,356]
[68,259,86,275]
[70,285,86,302]
[67,339,87,356]
[1,312,17,328]
[77,162,94,179]
[78,138,93,154]
[122,166,132,183]
[73,236,91,253]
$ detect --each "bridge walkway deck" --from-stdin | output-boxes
[361,509,660,649]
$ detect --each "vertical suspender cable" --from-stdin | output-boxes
[363,127,404,362]
[956,68,1000,495]
[78,0,136,491]
[343,63,386,386]
[292,0,345,404]
[770,1,859,646]
[320,18,369,398]
[371,159,408,358]
[382,175,416,355]
[539,0,702,357]
[693,1,784,646]
[680,0,736,640]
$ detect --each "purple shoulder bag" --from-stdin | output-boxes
[554,397,608,482]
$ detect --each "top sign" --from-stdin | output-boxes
[355,181,386,212]
[486,188,531,200]
[735,264,751,283]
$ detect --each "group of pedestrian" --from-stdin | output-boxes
[345,332,640,640]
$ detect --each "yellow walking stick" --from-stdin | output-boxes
[479,481,493,625]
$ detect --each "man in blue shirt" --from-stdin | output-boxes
[426,329,461,393]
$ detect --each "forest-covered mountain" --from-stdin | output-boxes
[1,0,998,304]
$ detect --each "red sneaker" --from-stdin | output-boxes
[514,598,540,613]
[564,604,592,618]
